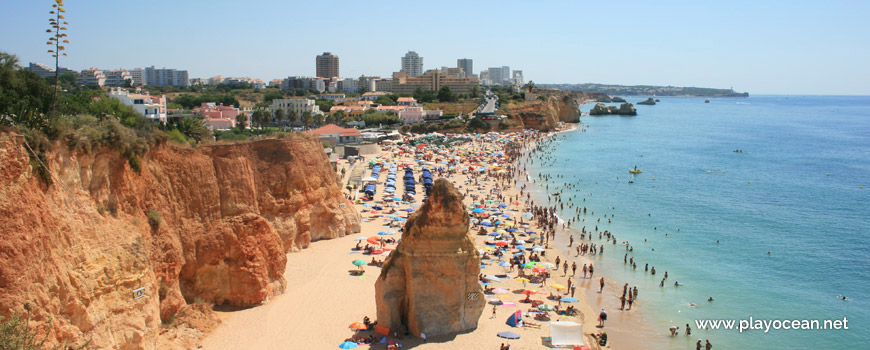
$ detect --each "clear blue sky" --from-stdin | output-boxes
[2,0,869,95]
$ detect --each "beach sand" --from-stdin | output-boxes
[204,128,649,350]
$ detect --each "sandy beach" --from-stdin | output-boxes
[204,127,647,350]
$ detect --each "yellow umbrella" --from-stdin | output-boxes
[504,222,515,227]
[497,229,507,234]
[515,277,530,283]
[550,283,567,290]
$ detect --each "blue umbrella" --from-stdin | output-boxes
[339,341,358,349]
[472,208,486,213]
[506,228,517,232]
[560,297,579,303]
[378,231,388,235]
[498,261,511,267]
[515,245,527,250]
[393,197,402,201]
[372,206,383,210]
[488,232,500,236]
[499,204,508,208]
[405,208,415,212]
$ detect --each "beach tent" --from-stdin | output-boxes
[549,321,584,347]
[505,310,523,327]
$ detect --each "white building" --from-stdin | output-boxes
[340,78,359,93]
[144,66,189,87]
[269,98,322,119]
[77,68,106,86]
[130,68,145,86]
[108,88,167,123]
[457,58,473,78]
[103,69,132,87]
[401,51,423,77]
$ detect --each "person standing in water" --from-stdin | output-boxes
[599,277,605,293]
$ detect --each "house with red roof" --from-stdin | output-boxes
[306,124,362,145]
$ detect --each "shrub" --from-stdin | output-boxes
[147,209,161,230]
[128,154,141,174]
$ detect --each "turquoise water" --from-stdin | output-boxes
[527,96,870,349]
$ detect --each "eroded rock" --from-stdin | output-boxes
[375,179,484,338]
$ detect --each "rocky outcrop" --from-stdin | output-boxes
[0,132,360,349]
[637,97,656,105]
[611,96,626,102]
[505,93,583,131]
[375,179,484,338]
[589,102,638,116]
[596,96,612,103]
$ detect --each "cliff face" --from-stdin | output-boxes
[375,179,484,338]
[0,132,360,349]
[506,91,603,131]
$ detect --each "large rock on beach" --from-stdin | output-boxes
[375,179,484,338]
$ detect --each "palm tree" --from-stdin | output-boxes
[273,108,284,126]
[301,111,313,127]
[287,110,298,126]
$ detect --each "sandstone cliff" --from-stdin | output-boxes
[505,90,604,131]
[0,132,360,349]
[375,179,484,338]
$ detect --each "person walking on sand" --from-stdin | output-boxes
[571,262,577,276]
[563,261,568,275]
[589,264,594,277]
[620,295,626,310]
[582,264,588,279]
[599,277,605,293]
[598,309,607,327]
[491,305,497,318]
[570,285,576,297]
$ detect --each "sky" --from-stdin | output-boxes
[2,0,869,95]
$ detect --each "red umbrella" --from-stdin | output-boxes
[521,289,538,295]
[367,237,381,245]
[349,322,367,330]
[495,241,508,247]
[532,267,547,273]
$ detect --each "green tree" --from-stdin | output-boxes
[176,117,211,144]
[332,110,347,126]
[313,114,325,126]
[524,80,535,93]
[438,86,457,102]
[273,108,284,125]
[263,91,283,103]
[375,95,396,106]
[470,86,479,98]
[251,109,271,128]
[301,111,313,126]
[236,113,247,131]
[315,99,334,113]
[286,110,298,125]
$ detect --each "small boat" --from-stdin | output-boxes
[629,166,642,174]
[704,99,710,103]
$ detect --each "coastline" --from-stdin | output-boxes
[203,125,655,349]
[518,125,661,349]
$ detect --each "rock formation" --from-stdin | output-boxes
[637,97,656,105]
[375,179,484,338]
[0,132,360,349]
[505,93,585,131]
[589,102,638,116]
[611,96,627,102]
[596,96,612,103]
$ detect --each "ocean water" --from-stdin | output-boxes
[526,96,870,349]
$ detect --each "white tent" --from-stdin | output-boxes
[549,321,584,347]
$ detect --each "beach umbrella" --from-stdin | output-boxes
[484,275,501,282]
[481,221,492,227]
[404,208,415,212]
[521,289,539,295]
[521,262,536,268]
[551,283,567,290]
[354,237,367,241]
[472,208,486,213]
[532,267,547,273]
[532,247,545,252]
[498,261,511,267]
[492,288,509,295]
[349,322,367,330]
[377,231,388,236]
[515,245,527,250]
[515,277,530,283]
[393,197,402,201]
[352,260,367,266]
[539,262,556,268]
[506,228,517,232]
[488,232,500,236]
[367,237,380,245]
[560,297,579,303]
[522,212,533,219]
[515,240,526,244]
[497,331,521,340]
[339,341,359,349]
[499,204,508,208]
